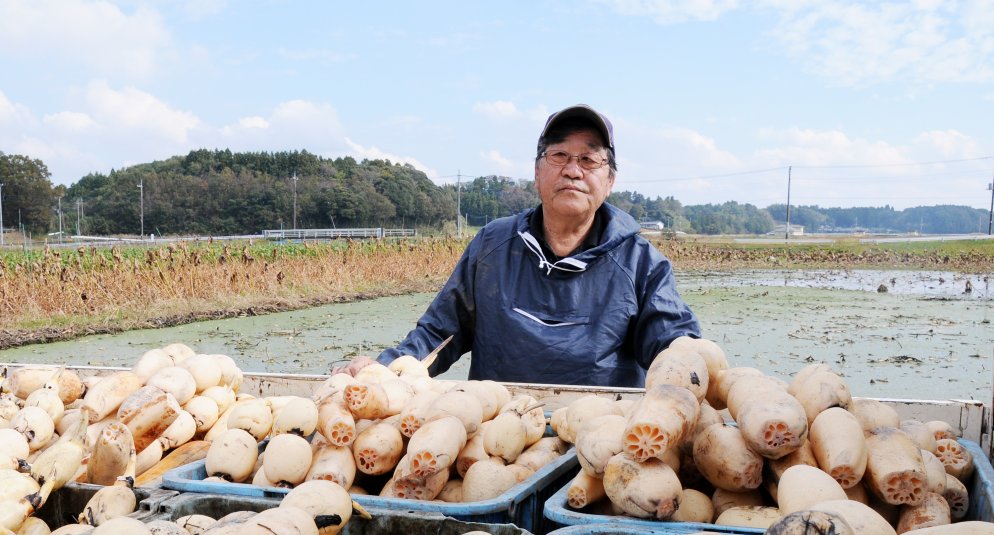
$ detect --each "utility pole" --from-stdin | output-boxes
[137,177,144,240]
[980,177,994,236]
[784,166,792,240]
[57,196,63,244]
[75,198,82,237]
[292,172,299,230]
[456,170,462,238]
[0,182,4,246]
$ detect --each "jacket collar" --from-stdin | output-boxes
[516,203,640,275]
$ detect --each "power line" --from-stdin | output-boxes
[793,156,994,169]
[623,167,787,184]
[790,168,986,183]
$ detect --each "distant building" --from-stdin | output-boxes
[640,220,665,231]
[769,223,804,236]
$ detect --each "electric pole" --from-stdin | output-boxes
[785,166,792,240]
[456,170,462,238]
[76,198,82,237]
[137,178,144,240]
[292,172,299,230]
[58,196,63,244]
[0,183,4,246]
[980,177,994,236]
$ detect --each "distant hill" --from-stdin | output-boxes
[3,149,989,236]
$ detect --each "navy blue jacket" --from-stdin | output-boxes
[376,203,700,387]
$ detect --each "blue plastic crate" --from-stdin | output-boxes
[145,492,534,534]
[547,523,665,534]
[964,439,994,523]
[544,439,994,534]
[162,445,578,534]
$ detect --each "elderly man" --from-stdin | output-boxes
[360,104,700,387]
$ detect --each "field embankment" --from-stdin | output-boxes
[1,236,992,349]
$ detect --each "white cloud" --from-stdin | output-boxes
[0,90,34,127]
[85,81,199,144]
[217,100,347,156]
[527,105,551,122]
[657,127,742,167]
[473,101,521,120]
[912,130,979,157]
[599,0,740,24]
[1,86,355,184]
[43,111,98,133]
[536,113,992,209]
[480,149,514,170]
[768,2,994,85]
[754,127,907,166]
[0,0,172,79]
[618,123,741,179]
[600,1,994,86]
[344,138,439,179]
[181,0,228,20]
[236,116,270,130]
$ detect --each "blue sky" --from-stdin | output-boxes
[1,0,993,213]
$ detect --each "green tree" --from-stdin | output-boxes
[0,152,57,235]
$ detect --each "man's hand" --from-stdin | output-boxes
[330,355,377,377]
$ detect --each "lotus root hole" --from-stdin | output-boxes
[763,422,794,448]
[831,467,856,487]
[411,451,437,475]
[329,424,353,445]
[625,425,667,460]
[357,449,376,469]
[884,474,925,503]
[400,417,420,436]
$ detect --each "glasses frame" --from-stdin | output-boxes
[540,150,610,170]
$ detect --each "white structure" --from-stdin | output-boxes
[770,223,805,236]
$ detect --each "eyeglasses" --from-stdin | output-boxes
[541,150,609,170]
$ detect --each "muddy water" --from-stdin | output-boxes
[2,269,992,401]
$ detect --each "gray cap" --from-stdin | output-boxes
[539,104,614,150]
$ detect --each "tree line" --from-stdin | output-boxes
[0,149,989,238]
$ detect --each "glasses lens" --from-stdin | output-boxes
[544,151,606,169]
[579,155,603,169]
[546,151,569,165]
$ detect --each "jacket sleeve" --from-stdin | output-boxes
[375,234,480,376]
[631,251,701,369]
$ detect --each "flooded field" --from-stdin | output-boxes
[2,269,992,401]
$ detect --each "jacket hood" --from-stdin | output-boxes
[514,202,641,275]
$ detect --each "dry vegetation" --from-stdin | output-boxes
[1,235,992,349]
[653,237,994,273]
[0,238,464,348]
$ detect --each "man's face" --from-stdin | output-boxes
[535,129,615,223]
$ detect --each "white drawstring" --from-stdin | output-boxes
[518,231,588,275]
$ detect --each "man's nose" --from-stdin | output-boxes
[560,159,584,179]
